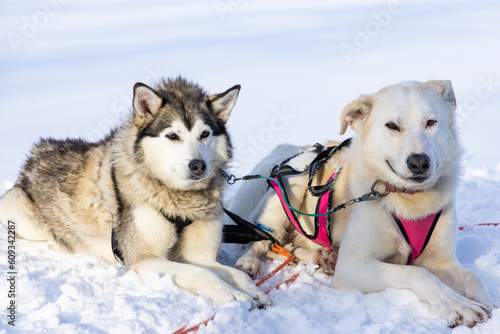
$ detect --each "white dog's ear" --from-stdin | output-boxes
[133,83,163,126]
[207,85,241,124]
[340,95,373,135]
[425,80,456,108]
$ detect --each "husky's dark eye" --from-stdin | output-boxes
[166,132,178,141]
[200,130,210,139]
[385,122,400,132]
[426,120,437,128]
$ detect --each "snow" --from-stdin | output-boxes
[1,0,500,333]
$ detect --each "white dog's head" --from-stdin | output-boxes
[340,80,461,192]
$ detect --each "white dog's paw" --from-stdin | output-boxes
[431,291,488,327]
[314,246,339,275]
[235,255,263,279]
[463,277,498,317]
[468,293,498,318]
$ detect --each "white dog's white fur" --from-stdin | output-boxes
[229,80,497,327]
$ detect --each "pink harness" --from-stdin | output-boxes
[268,171,337,248]
[392,211,442,264]
[268,139,442,265]
[267,141,354,249]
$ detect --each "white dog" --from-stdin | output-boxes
[229,80,497,326]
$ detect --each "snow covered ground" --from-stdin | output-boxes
[1,0,500,333]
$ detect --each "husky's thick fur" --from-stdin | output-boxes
[229,80,497,326]
[0,77,271,308]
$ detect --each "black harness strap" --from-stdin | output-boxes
[391,214,412,265]
[110,166,126,265]
[268,168,313,239]
[266,138,352,247]
[111,210,194,266]
[222,138,353,246]
[421,211,441,253]
[111,227,124,265]
[314,168,338,245]
[161,209,194,236]
[223,209,278,244]
[308,138,352,197]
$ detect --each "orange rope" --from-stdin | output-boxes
[256,244,296,287]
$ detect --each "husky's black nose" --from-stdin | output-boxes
[407,153,430,175]
[189,159,206,176]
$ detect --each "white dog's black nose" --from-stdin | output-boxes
[407,154,430,175]
[189,159,207,176]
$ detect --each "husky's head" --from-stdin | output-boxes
[132,77,239,190]
[340,80,461,192]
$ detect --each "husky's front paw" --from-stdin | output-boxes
[236,255,263,279]
[198,278,260,308]
[248,287,273,309]
[315,246,339,275]
[216,284,272,310]
[230,269,273,309]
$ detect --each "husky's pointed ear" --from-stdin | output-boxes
[133,83,163,126]
[207,85,241,124]
[340,95,372,135]
[425,80,456,108]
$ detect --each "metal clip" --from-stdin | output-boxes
[226,174,239,185]
[361,190,380,202]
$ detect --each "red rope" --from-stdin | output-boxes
[173,243,298,334]
[172,316,214,334]
[174,223,500,333]
[264,273,300,294]
[256,246,296,287]
[459,223,499,230]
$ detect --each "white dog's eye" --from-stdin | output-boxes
[385,122,400,132]
[166,132,179,141]
[426,120,437,128]
[200,130,210,139]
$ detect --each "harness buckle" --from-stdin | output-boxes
[271,243,298,264]
[271,243,292,258]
